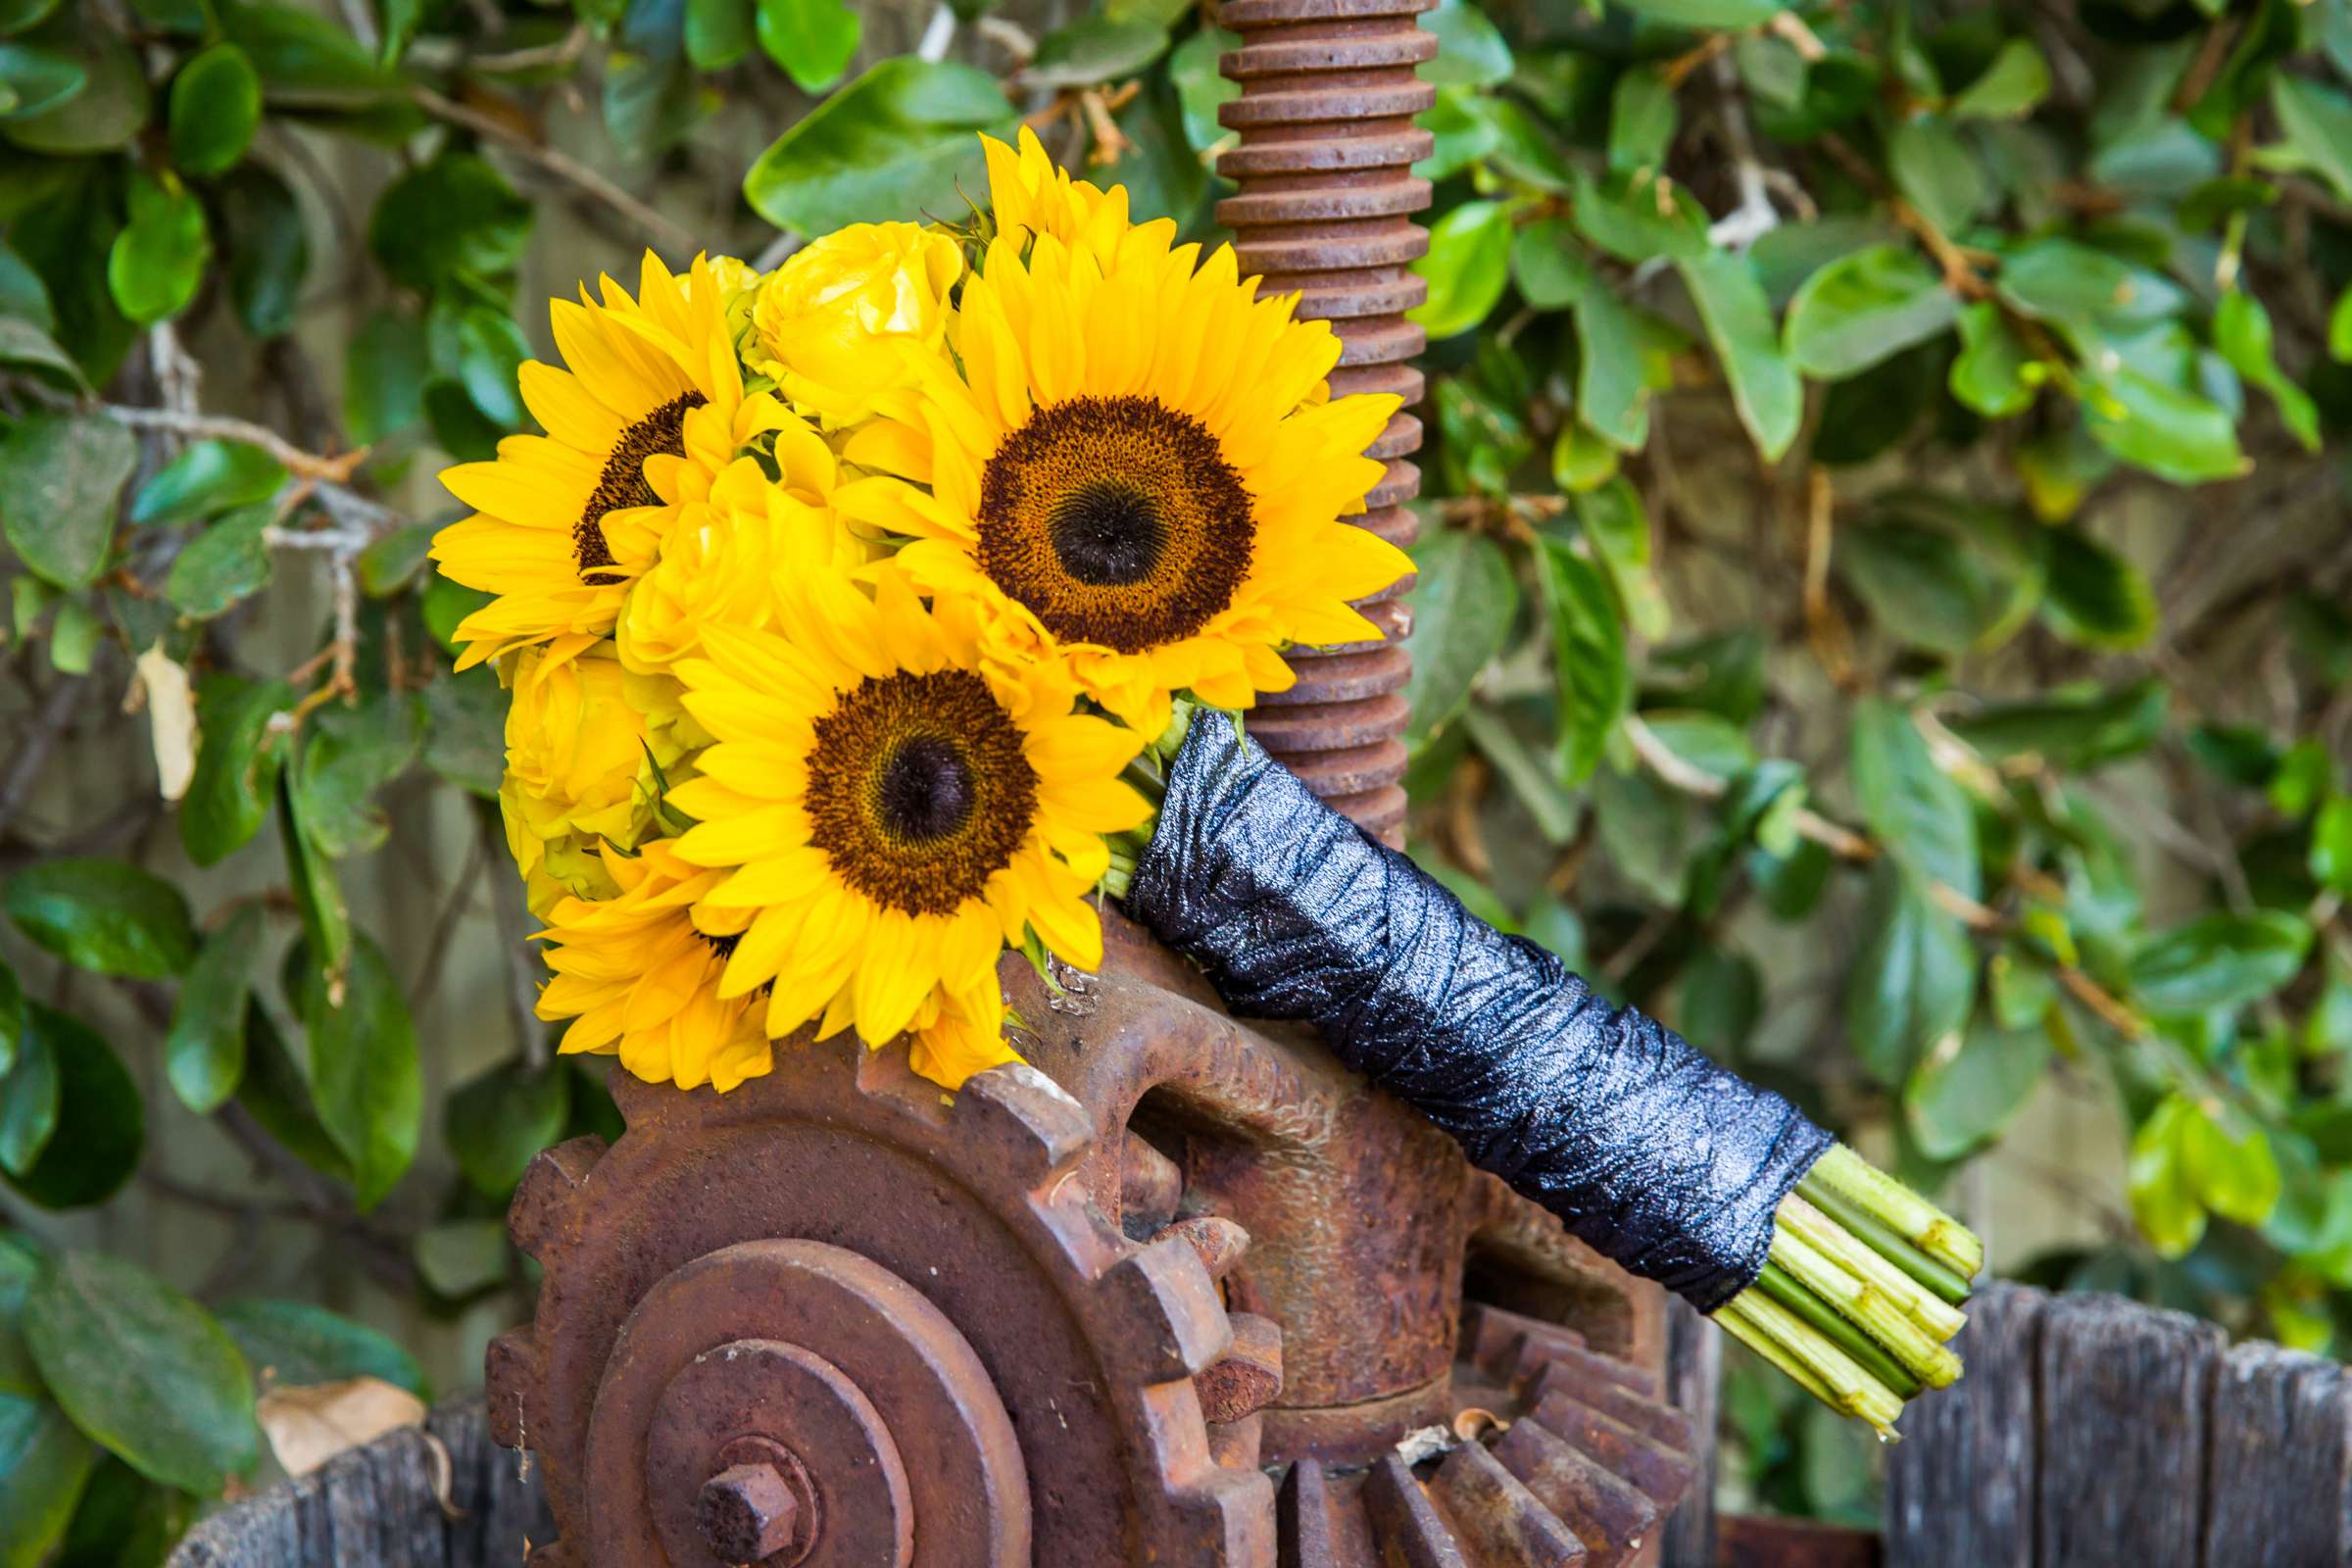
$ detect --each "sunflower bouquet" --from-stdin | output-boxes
[433,129,1978,1435]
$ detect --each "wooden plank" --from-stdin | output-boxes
[1659,1296,1718,1568]
[2034,1291,2224,1567]
[1881,1281,2043,1568]
[169,1400,555,1567]
[2202,1341,2352,1565]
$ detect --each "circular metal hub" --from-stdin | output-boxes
[585,1239,1030,1567]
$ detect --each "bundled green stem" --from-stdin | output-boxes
[1718,1144,1983,1439]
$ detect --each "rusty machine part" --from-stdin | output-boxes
[1215,0,1434,846]
[491,1,1706,1558]
[490,915,1699,1565]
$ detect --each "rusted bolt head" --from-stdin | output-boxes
[697,1461,798,1563]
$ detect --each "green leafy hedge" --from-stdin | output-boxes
[0,0,2347,1547]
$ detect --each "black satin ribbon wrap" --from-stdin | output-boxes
[1125,713,1832,1312]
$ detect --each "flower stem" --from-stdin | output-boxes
[1752,1261,1922,1397]
[1717,1290,1907,1439]
[1778,1191,1969,1341]
[1802,1143,1984,1280]
[1794,1174,1975,1309]
[1768,1223,1962,1388]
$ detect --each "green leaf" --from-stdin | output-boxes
[1947,678,2168,770]
[1574,169,1707,265]
[1813,342,1936,466]
[0,42,82,121]
[1996,239,2187,341]
[292,693,420,858]
[1575,476,1667,639]
[5,859,197,979]
[1607,65,1675,173]
[1536,537,1629,786]
[0,1394,94,1566]
[2272,75,2352,202]
[1509,216,1589,312]
[219,165,309,338]
[234,1001,349,1185]
[216,1299,426,1397]
[345,308,428,445]
[1851,697,1978,898]
[368,153,530,292]
[445,1059,570,1199]
[165,504,273,619]
[181,675,294,866]
[1401,528,1514,746]
[220,0,400,102]
[1415,85,1501,183]
[2185,1106,2278,1228]
[130,439,284,527]
[415,1218,508,1298]
[0,0,64,28]
[1834,521,1998,655]
[290,933,419,1209]
[1678,249,1801,461]
[1612,0,1777,24]
[0,960,18,1077]
[1888,116,1986,237]
[0,412,136,590]
[1025,15,1163,88]
[165,906,266,1115]
[106,173,209,325]
[421,666,505,800]
[0,23,144,153]
[0,1009,57,1177]
[2130,1094,2205,1258]
[1409,200,1512,341]
[356,523,433,599]
[2129,911,2312,1016]
[1784,244,1957,379]
[448,303,528,428]
[1948,299,2036,417]
[168,43,259,175]
[1420,0,1511,88]
[4,1005,141,1209]
[1904,1017,2051,1159]
[1550,421,1618,493]
[1167,25,1237,153]
[2214,289,2320,451]
[1572,282,1650,452]
[1844,860,1978,1086]
[0,316,81,390]
[2038,525,2156,650]
[2313,796,2352,897]
[684,0,752,69]
[744,59,1013,235]
[24,1251,255,1494]
[1950,38,2049,120]
[2331,284,2352,364]
[2082,362,2245,484]
[757,0,859,93]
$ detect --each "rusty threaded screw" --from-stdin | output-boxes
[696,1461,797,1563]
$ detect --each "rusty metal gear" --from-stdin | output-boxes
[486,1034,1271,1566]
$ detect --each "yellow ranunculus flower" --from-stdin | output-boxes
[745,221,963,428]
[616,429,873,673]
[500,642,694,916]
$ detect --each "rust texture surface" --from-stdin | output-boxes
[1216,0,1435,845]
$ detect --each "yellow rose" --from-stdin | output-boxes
[500,642,695,916]
[616,445,874,672]
[746,221,963,428]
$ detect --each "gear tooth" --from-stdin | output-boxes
[1099,1234,1234,1382]
[1118,1130,1184,1237]
[1154,1214,1251,1282]
[1278,1458,1340,1567]
[508,1135,607,1261]
[1525,1391,1693,1511]
[483,1327,544,1451]
[1492,1418,1659,1568]
[1429,1441,1588,1566]
[1518,1342,1659,1404]
[1522,1361,1692,1452]
[1362,1452,1467,1567]
[1197,1311,1285,1424]
[523,1539,580,1567]
[1169,1457,1280,1566]
[1206,1409,1264,1469]
[606,1064,671,1127]
[948,1061,1095,1183]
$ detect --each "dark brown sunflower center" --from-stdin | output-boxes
[806,669,1038,917]
[976,394,1253,655]
[575,390,706,586]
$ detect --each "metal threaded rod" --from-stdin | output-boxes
[1215,0,1436,846]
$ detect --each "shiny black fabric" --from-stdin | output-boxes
[1125,713,1831,1311]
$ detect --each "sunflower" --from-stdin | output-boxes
[834,232,1412,737]
[664,564,1149,1087]
[982,127,1176,271]
[431,252,779,672]
[534,839,775,1093]
[500,641,697,917]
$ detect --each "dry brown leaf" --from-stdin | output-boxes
[256,1376,427,1477]
[133,642,197,802]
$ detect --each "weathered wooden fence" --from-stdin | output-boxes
[168,1402,553,1568]
[1886,1282,2352,1566]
